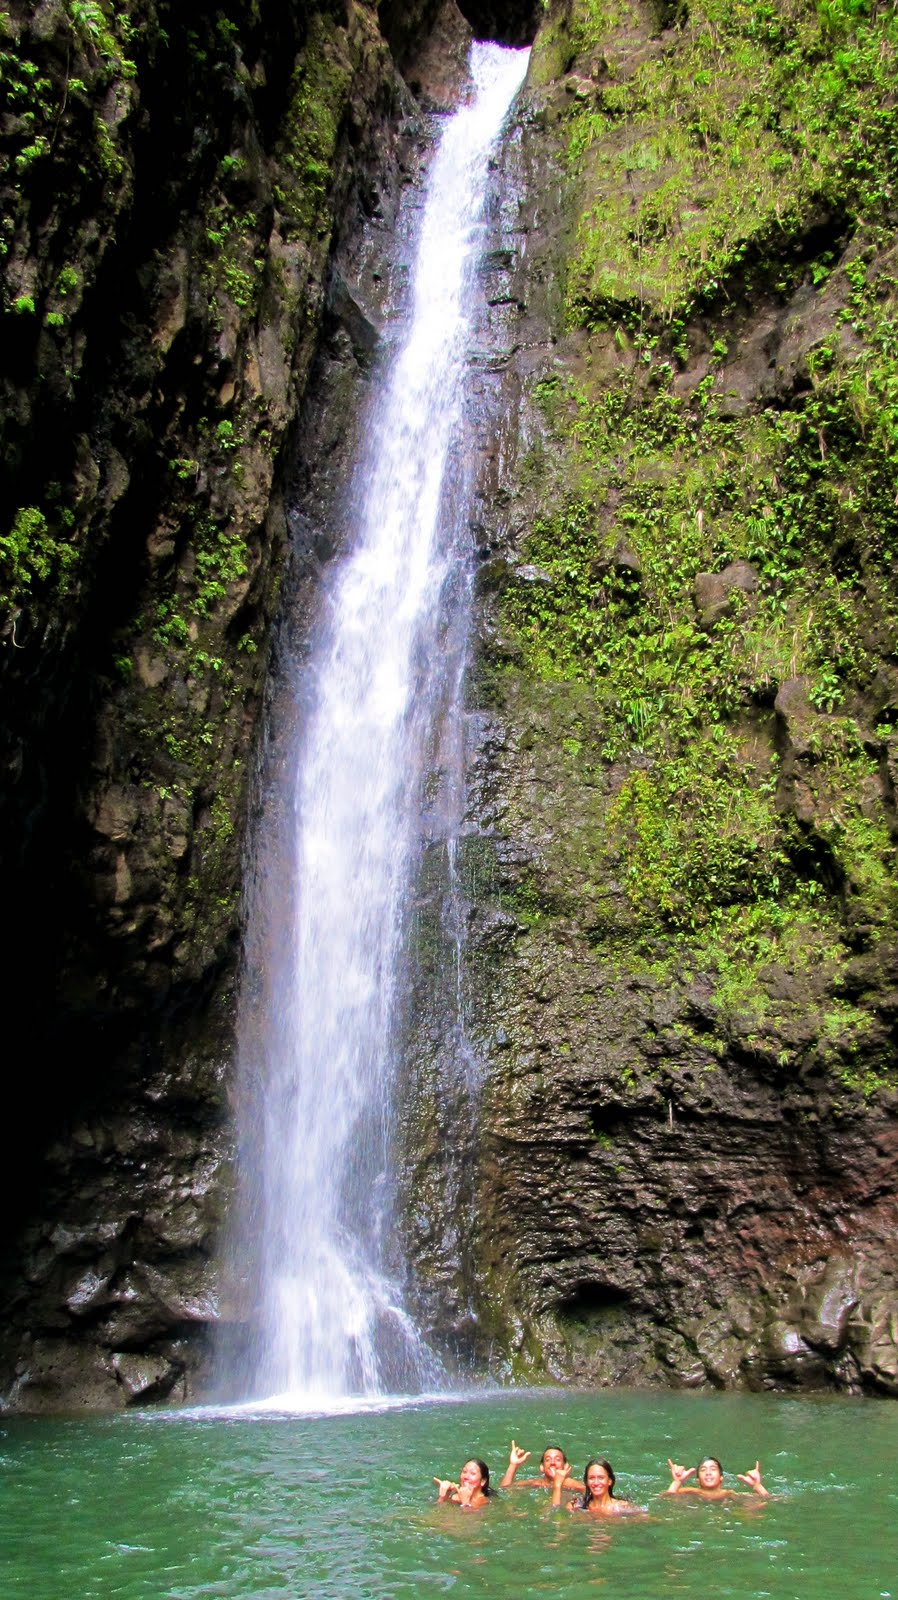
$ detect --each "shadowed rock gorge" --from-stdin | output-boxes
[1,0,897,1408]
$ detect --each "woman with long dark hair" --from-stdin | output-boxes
[551,1457,645,1516]
[433,1458,491,1509]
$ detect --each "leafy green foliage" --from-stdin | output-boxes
[0,0,135,257]
[203,209,264,318]
[66,0,136,76]
[606,732,777,930]
[0,505,78,606]
[559,0,898,326]
[274,18,351,237]
[496,62,898,1073]
[193,517,248,615]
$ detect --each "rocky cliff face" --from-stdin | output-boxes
[0,0,443,1410]
[399,0,898,1395]
[2,0,897,1410]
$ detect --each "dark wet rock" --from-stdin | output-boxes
[694,560,759,631]
[796,1257,861,1354]
[592,538,643,592]
[760,1321,826,1385]
[853,1296,898,1393]
[396,0,898,1400]
[4,0,898,1412]
[775,676,818,759]
[455,0,542,48]
[112,1350,186,1404]
[5,1338,120,1414]
[382,0,473,110]
[327,268,382,367]
[0,0,429,1411]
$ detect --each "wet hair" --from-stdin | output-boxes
[465,1458,491,1497]
[698,1457,723,1477]
[580,1457,616,1508]
[541,1444,565,1467]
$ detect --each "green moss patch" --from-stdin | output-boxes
[553,0,898,325]
[493,63,898,1089]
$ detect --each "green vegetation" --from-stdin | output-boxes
[504,260,898,741]
[0,0,374,1048]
[550,0,898,327]
[67,0,136,77]
[606,737,776,929]
[56,265,79,296]
[493,1,898,1097]
[0,505,78,607]
[215,420,240,451]
[501,308,898,967]
[193,516,249,615]
[149,511,248,646]
[202,207,265,319]
[0,1,135,211]
[274,18,352,238]
[0,14,54,194]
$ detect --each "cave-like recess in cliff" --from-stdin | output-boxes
[380,0,542,52]
[456,0,542,44]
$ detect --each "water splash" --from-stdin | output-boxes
[226,43,529,1404]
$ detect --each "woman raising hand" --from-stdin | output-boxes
[433,1458,491,1509]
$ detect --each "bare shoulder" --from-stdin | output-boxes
[668,1487,738,1502]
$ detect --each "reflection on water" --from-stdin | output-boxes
[1,1390,896,1599]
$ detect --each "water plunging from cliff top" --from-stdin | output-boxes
[228,43,529,1406]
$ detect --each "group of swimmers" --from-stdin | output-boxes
[434,1439,771,1514]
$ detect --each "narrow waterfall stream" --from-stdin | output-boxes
[227,43,529,1406]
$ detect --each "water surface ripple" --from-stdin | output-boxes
[1,1391,895,1598]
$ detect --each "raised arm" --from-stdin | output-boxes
[548,1460,572,1509]
[499,1440,531,1488]
[736,1462,770,1497]
[433,1477,459,1503]
[662,1460,696,1495]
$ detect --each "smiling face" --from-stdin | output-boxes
[698,1458,723,1491]
[460,1460,485,1492]
[586,1462,612,1498]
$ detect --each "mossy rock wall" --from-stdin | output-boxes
[3,0,898,1408]
[0,0,436,1410]
[398,0,898,1394]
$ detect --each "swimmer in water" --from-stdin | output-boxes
[551,1456,645,1516]
[499,1441,584,1491]
[662,1457,770,1499]
[433,1458,491,1509]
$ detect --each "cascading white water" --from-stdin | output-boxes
[230,42,529,1405]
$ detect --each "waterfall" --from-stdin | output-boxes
[226,42,529,1406]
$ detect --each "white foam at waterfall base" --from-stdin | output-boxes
[227,41,529,1407]
[171,1389,498,1425]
